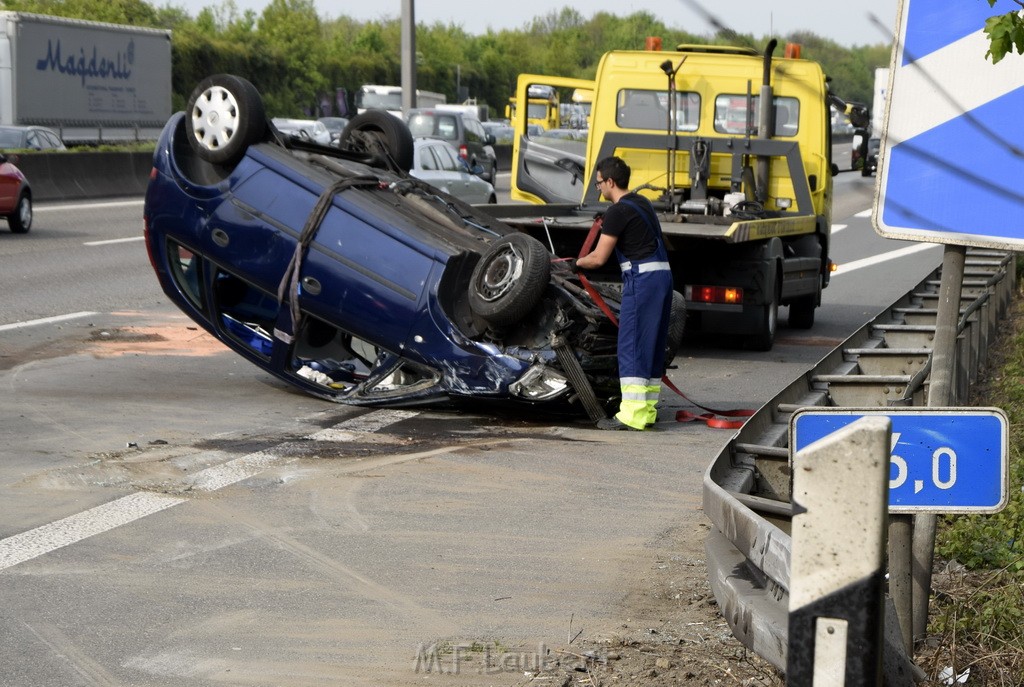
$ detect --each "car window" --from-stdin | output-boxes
[26,131,41,150]
[434,144,461,172]
[419,145,440,171]
[465,120,482,143]
[42,131,62,148]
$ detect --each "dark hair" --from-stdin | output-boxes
[595,156,630,190]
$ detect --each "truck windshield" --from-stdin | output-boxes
[615,90,700,131]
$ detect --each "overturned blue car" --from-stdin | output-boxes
[143,75,684,417]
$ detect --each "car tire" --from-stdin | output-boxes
[663,290,686,368]
[185,74,267,167]
[487,160,497,183]
[468,233,551,327]
[338,111,415,173]
[788,292,817,329]
[7,191,31,234]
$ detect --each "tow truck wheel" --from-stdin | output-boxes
[468,233,550,327]
[750,281,779,351]
[186,74,266,167]
[788,293,817,329]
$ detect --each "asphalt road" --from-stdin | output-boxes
[0,172,943,686]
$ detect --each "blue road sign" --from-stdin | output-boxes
[790,408,1008,514]
[874,0,1024,250]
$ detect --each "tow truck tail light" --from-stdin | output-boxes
[459,144,468,160]
[685,285,743,305]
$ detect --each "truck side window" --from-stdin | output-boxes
[714,95,800,136]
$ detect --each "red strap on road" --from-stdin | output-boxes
[566,215,755,429]
[661,375,756,429]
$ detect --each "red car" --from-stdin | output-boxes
[0,153,31,234]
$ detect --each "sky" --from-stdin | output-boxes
[173,0,901,48]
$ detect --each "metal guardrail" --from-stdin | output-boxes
[702,249,1017,681]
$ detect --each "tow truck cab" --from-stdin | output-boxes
[499,41,847,350]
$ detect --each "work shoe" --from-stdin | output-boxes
[595,417,644,431]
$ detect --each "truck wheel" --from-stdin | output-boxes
[338,111,414,173]
[186,74,266,167]
[788,293,817,329]
[750,282,779,351]
[7,192,31,234]
[663,290,687,368]
[468,233,550,327]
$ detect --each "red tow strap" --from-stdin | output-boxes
[559,216,755,429]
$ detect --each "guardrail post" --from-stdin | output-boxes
[788,417,890,686]
[913,244,966,645]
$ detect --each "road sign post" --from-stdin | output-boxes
[873,0,1022,645]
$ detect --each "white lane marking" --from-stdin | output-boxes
[84,236,145,246]
[36,199,144,212]
[0,411,418,571]
[833,243,939,276]
[854,209,872,218]
[0,492,185,571]
[831,224,848,234]
[0,311,99,332]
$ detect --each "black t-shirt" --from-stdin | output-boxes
[600,193,660,261]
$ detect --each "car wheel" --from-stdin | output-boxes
[338,111,414,173]
[7,192,31,234]
[185,74,267,167]
[663,290,686,368]
[468,233,550,327]
[488,160,498,183]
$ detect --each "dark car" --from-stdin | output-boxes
[0,125,66,151]
[0,153,31,233]
[406,108,498,183]
[143,75,685,415]
[862,137,880,177]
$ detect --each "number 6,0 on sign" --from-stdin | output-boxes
[790,408,1008,514]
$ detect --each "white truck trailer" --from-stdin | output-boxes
[0,12,171,144]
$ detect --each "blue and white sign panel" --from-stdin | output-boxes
[874,0,1024,249]
[790,408,1008,514]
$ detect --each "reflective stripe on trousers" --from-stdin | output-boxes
[616,377,662,429]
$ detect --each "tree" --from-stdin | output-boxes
[982,0,1024,62]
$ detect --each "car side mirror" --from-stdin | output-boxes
[470,163,484,175]
[485,133,496,145]
[831,163,839,176]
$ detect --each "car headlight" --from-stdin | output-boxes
[509,364,569,400]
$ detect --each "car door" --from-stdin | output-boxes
[0,157,20,212]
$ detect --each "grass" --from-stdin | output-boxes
[921,259,1024,685]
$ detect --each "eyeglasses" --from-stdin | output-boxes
[594,178,606,188]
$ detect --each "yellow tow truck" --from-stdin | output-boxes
[493,40,866,350]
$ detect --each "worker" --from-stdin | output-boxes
[571,156,674,430]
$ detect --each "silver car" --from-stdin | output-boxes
[271,118,332,146]
[410,138,496,204]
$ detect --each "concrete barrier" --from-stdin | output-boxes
[14,151,155,202]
